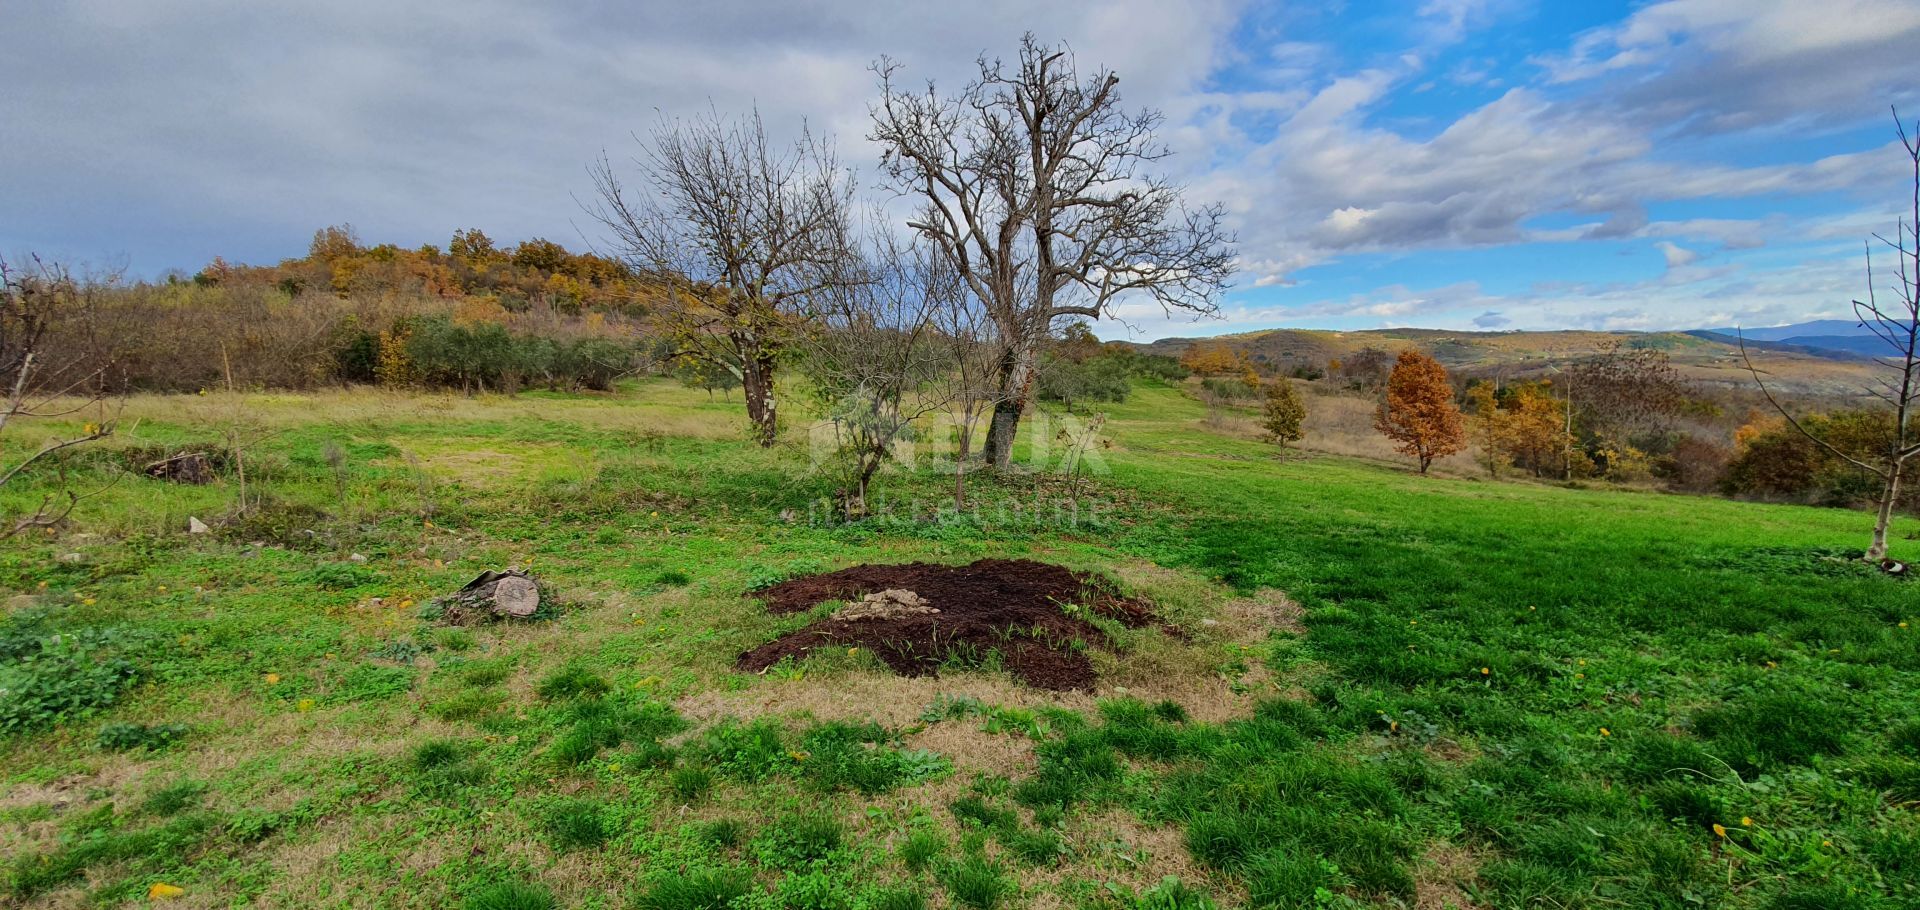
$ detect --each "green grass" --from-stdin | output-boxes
[1,379,1914,909]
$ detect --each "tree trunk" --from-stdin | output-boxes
[741,350,778,448]
[954,419,975,510]
[983,335,1039,469]
[1868,467,1903,562]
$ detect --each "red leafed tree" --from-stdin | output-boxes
[1376,349,1465,474]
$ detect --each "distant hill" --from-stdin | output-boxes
[1693,319,1897,359]
[1116,326,1887,398]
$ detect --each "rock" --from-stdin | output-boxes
[58,552,85,564]
[348,553,368,564]
[7,594,52,612]
[187,516,210,534]
[1200,618,1219,627]
[831,588,939,622]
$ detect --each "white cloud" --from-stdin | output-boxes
[1657,241,1699,269]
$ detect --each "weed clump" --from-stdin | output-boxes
[537,663,610,701]
[896,828,945,871]
[937,855,1014,910]
[632,869,750,910]
[96,721,188,752]
[753,813,845,866]
[464,880,554,910]
[543,797,610,850]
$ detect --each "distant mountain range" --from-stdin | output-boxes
[1688,318,1898,359]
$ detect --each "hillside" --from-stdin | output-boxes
[1124,326,1885,397]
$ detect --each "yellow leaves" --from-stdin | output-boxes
[847,647,860,657]
[1599,727,1611,737]
[297,698,316,713]
[148,882,185,900]
[83,422,100,436]
[787,750,809,762]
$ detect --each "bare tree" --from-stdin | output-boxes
[1,257,117,537]
[1742,110,1920,566]
[794,229,953,518]
[589,109,853,446]
[930,264,1009,510]
[870,34,1234,469]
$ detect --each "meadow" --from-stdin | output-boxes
[1,378,1915,910]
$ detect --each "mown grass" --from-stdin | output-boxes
[0,379,1914,908]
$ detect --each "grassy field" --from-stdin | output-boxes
[2,379,1915,910]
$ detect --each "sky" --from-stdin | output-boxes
[5,0,1920,340]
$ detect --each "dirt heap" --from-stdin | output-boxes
[736,558,1166,691]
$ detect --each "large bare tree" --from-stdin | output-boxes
[589,110,853,446]
[1743,111,1920,566]
[1,257,116,537]
[870,34,1234,468]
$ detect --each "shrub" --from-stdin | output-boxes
[0,633,139,732]
[464,881,554,910]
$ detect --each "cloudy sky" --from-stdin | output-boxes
[6,0,1920,339]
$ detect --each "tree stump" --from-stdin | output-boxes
[436,568,542,622]
[146,452,215,484]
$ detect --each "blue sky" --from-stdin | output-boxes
[5,0,1919,339]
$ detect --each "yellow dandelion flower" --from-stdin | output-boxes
[264,673,281,685]
[325,652,337,660]
[297,698,315,712]
[1822,840,1832,847]
[788,750,809,762]
[1480,667,1491,675]
[1741,816,1752,826]
[1600,727,1611,737]
[148,882,186,900]
[157,585,167,593]
[1712,824,1727,838]
[82,597,97,605]
[607,763,621,773]
[1901,622,1910,629]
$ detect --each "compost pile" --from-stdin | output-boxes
[736,558,1166,691]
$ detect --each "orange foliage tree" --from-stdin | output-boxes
[1375,349,1465,473]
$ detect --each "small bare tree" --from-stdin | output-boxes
[931,264,1009,510]
[1743,110,1920,566]
[0,257,116,537]
[871,34,1234,469]
[795,229,953,518]
[589,109,853,446]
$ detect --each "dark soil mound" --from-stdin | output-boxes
[737,559,1165,691]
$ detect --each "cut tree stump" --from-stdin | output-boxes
[434,568,542,622]
[146,452,215,484]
